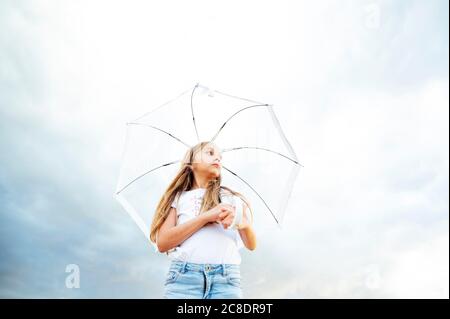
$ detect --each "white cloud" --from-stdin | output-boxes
[383,233,449,298]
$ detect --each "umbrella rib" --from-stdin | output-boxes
[213,89,268,105]
[126,122,191,148]
[210,104,269,143]
[116,160,180,195]
[191,83,200,142]
[222,165,279,225]
[132,86,194,122]
[222,146,304,167]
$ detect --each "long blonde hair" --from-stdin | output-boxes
[149,141,254,243]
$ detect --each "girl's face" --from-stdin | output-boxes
[192,143,222,178]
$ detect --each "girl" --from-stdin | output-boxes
[150,141,257,299]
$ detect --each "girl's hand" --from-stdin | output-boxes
[218,207,236,229]
[202,203,234,225]
[220,203,251,230]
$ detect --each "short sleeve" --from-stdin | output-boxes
[171,197,177,209]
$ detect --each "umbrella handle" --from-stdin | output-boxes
[219,192,243,230]
[230,200,243,229]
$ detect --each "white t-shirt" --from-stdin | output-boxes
[166,188,245,265]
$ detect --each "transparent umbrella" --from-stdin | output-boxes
[115,83,302,248]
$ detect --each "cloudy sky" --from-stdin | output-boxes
[0,0,448,298]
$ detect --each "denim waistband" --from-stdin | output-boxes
[169,260,240,276]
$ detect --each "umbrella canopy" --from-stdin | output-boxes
[115,83,302,245]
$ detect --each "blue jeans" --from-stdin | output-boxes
[163,260,243,299]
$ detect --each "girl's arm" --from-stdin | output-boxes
[220,203,257,251]
[156,207,208,253]
[156,204,231,253]
[237,204,257,251]
[238,226,256,251]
